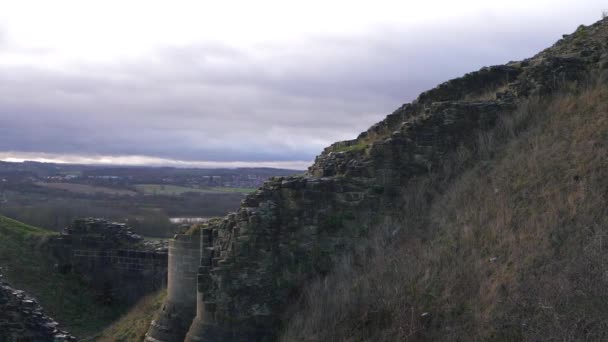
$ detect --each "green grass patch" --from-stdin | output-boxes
[332,141,368,153]
[0,215,49,236]
[0,215,127,338]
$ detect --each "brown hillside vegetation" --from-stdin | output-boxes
[282,79,608,341]
[96,290,166,342]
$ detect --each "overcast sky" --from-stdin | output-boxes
[0,1,605,169]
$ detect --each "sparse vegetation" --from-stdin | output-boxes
[96,290,166,342]
[282,79,608,341]
[574,24,589,39]
[463,83,509,101]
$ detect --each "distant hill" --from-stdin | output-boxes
[0,160,302,179]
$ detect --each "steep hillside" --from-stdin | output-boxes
[146,17,608,342]
[283,79,608,341]
[0,215,127,337]
[282,20,608,341]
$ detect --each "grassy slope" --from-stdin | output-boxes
[0,215,127,338]
[282,82,608,341]
[96,290,166,342]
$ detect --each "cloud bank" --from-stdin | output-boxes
[0,1,606,167]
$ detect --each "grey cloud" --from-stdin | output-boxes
[0,12,601,163]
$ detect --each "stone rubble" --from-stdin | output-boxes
[0,270,76,342]
[63,217,144,244]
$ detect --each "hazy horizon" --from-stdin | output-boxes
[0,152,309,170]
[1,1,606,168]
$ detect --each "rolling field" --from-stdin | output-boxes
[35,182,137,196]
[34,182,254,197]
[135,184,254,195]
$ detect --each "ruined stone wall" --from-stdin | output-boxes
[182,176,382,341]
[146,233,201,342]
[49,218,168,305]
[72,248,166,273]
[67,247,167,304]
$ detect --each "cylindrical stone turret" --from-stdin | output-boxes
[146,233,200,342]
[184,228,220,341]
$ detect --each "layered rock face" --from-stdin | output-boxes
[147,18,608,341]
[0,272,75,341]
[50,218,168,305]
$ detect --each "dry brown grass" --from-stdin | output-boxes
[282,79,608,341]
[463,83,509,102]
[95,290,166,342]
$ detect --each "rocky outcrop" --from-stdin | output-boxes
[147,17,608,341]
[0,271,75,342]
[50,218,168,305]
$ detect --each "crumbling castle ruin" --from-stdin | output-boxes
[144,19,608,342]
[50,218,168,305]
